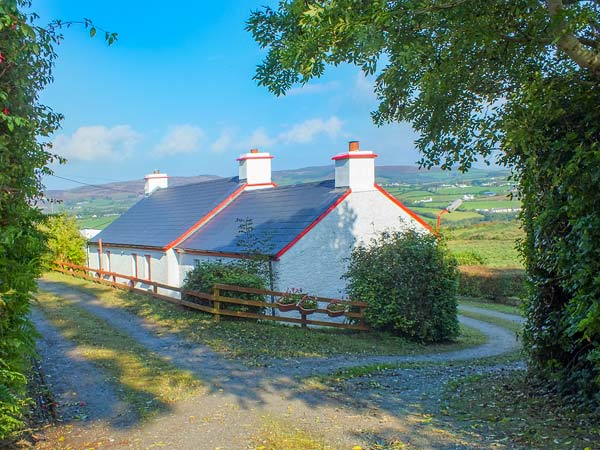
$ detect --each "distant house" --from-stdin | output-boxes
[87,141,431,298]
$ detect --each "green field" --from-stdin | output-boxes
[446,221,524,268]
[77,215,119,229]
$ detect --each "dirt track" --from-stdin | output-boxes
[31,278,524,450]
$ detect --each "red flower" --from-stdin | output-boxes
[2,108,8,115]
[0,53,3,64]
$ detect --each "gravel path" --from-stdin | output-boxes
[32,278,525,450]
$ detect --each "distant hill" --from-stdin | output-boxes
[43,165,511,228]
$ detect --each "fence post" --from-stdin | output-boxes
[153,283,158,298]
[301,312,307,328]
[213,286,221,323]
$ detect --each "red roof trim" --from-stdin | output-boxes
[163,183,247,251]
[275,189,352,260]
[331,153,378,161]
[236,155,274,161]
[374,183,433,232]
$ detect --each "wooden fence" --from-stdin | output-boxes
[52,261,369,331]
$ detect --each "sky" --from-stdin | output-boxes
[38,1,423,190]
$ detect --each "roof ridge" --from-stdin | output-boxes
[164,176,240,191]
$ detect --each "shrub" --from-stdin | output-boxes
[182,261,267,315]
[344,230,459,342]
[39,213,86,268]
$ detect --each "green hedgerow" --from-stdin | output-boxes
[344,229,459,342]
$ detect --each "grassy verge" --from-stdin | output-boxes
[459,297,523,316]
[35,290,203,419]
[443,371,600,450]
[43,272,486,363]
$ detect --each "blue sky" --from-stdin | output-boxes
[39,1,422,190]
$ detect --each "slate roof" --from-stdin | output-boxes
[178,180,347,256]
[89,177,242,248]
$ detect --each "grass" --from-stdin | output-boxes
[443,371,600,450]
[253,417,336,450]
[44,272,487,363]
[459,297,523,316]
[458,309,523,335]
[76,215,118,230]
[35,289,203,419]
[446,221,524,268]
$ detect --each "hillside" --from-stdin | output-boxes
[43,165,515,230]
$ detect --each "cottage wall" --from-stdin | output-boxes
[86,245,172,294]
[275,190,428,298]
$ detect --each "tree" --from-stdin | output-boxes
[39,213,86,267]
[247,1,600,402]
[0,1,115,438]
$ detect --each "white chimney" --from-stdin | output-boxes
[332,141,378,191]
[144,170,168,196]
[237,148,274,189]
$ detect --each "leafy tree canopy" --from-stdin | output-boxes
[247,0,600,169]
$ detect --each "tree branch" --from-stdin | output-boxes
[546,0,600,75]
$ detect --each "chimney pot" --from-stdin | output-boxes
[349,141,360,152]
[250,148,259,154]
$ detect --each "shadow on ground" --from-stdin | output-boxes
[33,277,523,449]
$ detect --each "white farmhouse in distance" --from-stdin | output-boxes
[87,141,431,298]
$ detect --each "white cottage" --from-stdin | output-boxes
[87,141,431,297]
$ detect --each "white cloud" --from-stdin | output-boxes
[278,117,343,144]
[211,128,236,154]
[154,124,205,156]
[287,81,340,96]
[52,125,141,161]
[246,127,276,149]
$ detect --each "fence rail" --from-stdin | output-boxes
[52,261,369,331]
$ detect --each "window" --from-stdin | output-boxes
[106,251,111,273]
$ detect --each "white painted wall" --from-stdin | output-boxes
[276,189,429,298]
[87,245,171,293]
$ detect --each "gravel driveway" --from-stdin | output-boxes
[31,278,524,450]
